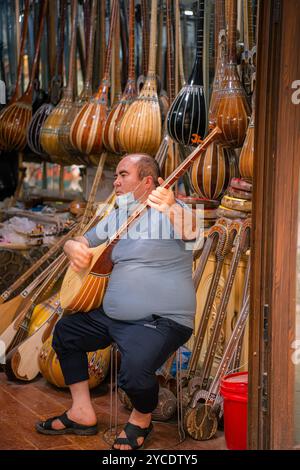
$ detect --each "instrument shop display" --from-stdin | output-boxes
[0,0,259,449]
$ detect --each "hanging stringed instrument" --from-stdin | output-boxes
[117,0,162,156]
[216,0,251,148]
[208,0,226,129]
[40,0,78,165]
[0,0,47,152]
[27,0,66,159]
[69,0,118,166]
[60,127,222,313]
[58,0,97,165]
[102,0,137,154]
[167,0,206,147]
[238,79,255,180]
[0,0,30,149]
[136,0,150,92]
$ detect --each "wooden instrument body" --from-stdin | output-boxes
[39,334,111,389]
[69,82,109,161]
[5,301,61,381]
[28,292,60,336]
[103,79,137,154]
[191,141,238,200]
[58,86,93,165]
[216,0,251,148]
[27,102,54,157]
[60,242,114,312]
[0,94,32,151]
[117,74,162,156]
[40,91,74,164]
[216,64,251,148]
[167,0,206,146]
[238,112,254,179]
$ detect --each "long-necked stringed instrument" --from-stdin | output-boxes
[216,0,251,148]
[60,127,222,313]
[117,0,162,156]
[167,0,206,146]
[27,0,66,159]
[58,0,97,165]
[208,0,226,129]
[238,80,255,180]
[40,0,78,165]
[0,0,47,152]
[102,0,137,154]
[69,0,118,166]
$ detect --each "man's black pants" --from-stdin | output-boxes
[52,306,192,414]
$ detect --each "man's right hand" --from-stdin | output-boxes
[64,238,93,272]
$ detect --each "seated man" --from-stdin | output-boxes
[36,154,199,450]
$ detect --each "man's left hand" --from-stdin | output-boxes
[147,177,176,213]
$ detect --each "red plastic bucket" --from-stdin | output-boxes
[220,372,248,450]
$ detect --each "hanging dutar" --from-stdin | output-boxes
[167,0,206,147]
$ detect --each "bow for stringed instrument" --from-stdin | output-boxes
[60,127,222,313]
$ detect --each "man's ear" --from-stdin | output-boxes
[145,175,155,188]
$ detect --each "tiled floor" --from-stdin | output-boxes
[0,372,227,450]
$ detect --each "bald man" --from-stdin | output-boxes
[36,154,198,450]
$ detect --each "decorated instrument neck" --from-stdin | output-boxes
[195,0,205,60]
[128,0,135,81]
[166,0,175,102]
[215,0,225,60]
[228,0,238,64]
[84,0,97,91]
[102,0,118,83]
[147,0,158,75]
[65,0,78,96]
[12,0,30,102]
[141,0,150,76]
[25,0,48,97]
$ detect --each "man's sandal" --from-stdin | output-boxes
[112,422,153,450]
[35,411,98,436]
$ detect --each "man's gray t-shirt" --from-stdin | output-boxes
[84,200,196,329]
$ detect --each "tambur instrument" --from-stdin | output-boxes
[216,0,251,148]
[69,0,119,166]
[58,0,97,165]
[60,127,222,313]
[167,0,206,146]
[102,0,137,154]
[117,0,162,156]
[40,0,78,165]
[27,0,66,158]
[0,0,47,152]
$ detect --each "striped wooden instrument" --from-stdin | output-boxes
[0,0,47,152]
[0,0,30,149]
[58,0,97,165]
[167,0,206,146]
[27,0,66,159]
[208,0,226,129]
[117,0,162,156]
[238,85,255,179]
[191,141,238,200]
[40,0,78,165]
[60,127,222,313]
[102,0,137,154]
[39,333,111,389]
[216,0,251,148]
[69,0,118,166]
[156,0,177,179]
